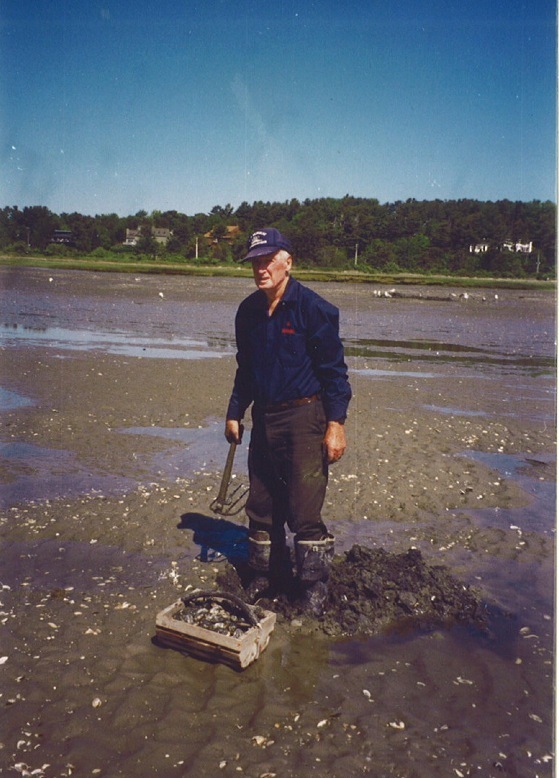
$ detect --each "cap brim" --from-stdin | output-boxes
[241,246,280,262]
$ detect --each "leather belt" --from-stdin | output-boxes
[265,393,320,413]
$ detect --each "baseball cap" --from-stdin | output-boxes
[242,228,292,261]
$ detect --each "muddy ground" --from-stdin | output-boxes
[0,268,555,777]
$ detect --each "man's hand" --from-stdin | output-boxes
[323,421,346,464]
[225,419,243,445]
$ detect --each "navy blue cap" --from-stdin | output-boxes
[242,228,292,261]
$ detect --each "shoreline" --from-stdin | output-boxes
[0,254,555,291]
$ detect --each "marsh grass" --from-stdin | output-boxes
[0,253,555,290]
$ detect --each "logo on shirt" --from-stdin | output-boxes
[281,320,296,335]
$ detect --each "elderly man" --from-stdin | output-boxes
[225,228,351,614]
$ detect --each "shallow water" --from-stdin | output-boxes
[0,387,34,410]
[1,536,170,591]
[0,322,229,360]
[460,451,555,539]
[0,440,138,507]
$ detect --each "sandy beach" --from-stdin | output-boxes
[0,267,555,777]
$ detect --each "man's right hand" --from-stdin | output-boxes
[225,419,243,444]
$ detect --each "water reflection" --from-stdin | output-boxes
[0,322,231,360]
[0,422,249,508]
[0,441,136,508]
[422,404,486,417]
[345,336,555,376]
[354,368,437,379]
[120,420,249,479]
[0,387,34,410]
[1,537,170,590]
[460,450,555,535]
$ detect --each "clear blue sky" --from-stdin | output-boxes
[2,0,556,217]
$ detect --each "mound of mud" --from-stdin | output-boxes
[321,545,487,637]
[216,544,487,638]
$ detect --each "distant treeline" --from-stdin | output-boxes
[1,197,555,277]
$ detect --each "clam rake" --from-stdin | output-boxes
[210,441,248,516]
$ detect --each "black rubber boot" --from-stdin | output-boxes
[294,534,335,617]
[244,530,272,603]
[248,530,272,572]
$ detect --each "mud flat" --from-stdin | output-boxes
[0,267,555,777]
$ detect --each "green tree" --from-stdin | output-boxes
[15,206,59,249]
[135,232,159,260]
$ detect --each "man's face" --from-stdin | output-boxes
[251,251,292,294]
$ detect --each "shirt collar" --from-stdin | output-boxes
[278,275,298,307]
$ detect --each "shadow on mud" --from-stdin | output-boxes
[178,512,249,564]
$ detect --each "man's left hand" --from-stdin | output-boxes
[323,421,346,464]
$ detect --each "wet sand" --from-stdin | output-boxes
[0,268,555,777]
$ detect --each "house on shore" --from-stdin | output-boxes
[50,230,74,245]
[469,238,533,254]
[502,239,533,254]
[124,227,173,246]
[469,240,490,254]
[203,225,240,245]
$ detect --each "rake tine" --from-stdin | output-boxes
[214,482,249,516]
[210,441,249,516]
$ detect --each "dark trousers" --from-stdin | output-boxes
[246,399,329,542]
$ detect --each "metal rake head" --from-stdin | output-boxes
[210,480,248,516]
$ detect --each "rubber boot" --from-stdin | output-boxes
[245,530,272,603]
[248,530,272,572]
[295,534,335,617]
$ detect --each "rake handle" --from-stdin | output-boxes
[214,441,237,508]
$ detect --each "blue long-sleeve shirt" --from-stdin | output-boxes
[226,277,351,423]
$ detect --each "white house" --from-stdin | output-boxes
[124,227,173,246]
[469,241,490,254]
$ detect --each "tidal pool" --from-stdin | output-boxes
[0,387,34,410]
[0,322,230,360]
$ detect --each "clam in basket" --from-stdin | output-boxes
[155,590,276,670]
